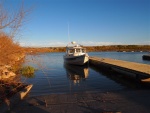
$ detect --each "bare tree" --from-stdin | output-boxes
[0,1,29,38]
[0,1,29,65]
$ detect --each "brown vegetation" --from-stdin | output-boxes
[0,1,31,107]
[23,45,150,54]
[23,47,66,54]
[0,1,28,66]
[86,45,150,52]
[0,33,24,66]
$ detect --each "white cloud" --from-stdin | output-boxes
[136,41,150,45]
[20,40,67,47]
[20,40,150,47]
[80,41,122,46]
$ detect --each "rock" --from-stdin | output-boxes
[0,65,16,79]
[8,71,16,77]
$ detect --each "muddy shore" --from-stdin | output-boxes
[11,89,150,113]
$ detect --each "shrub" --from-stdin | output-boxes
[20,66,35,78]
[0,32,24,65]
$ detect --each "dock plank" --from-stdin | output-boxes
[89,56,150,76]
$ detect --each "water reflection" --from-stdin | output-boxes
[21,73,35,78]
[89,64,150,89]
[64,64,89,84]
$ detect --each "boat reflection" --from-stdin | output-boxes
[64,64,89,84]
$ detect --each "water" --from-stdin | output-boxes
[21,52,150,96]
[89,52,150,64]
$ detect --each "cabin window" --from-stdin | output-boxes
[69,49,75,53]
[76,49,80,53]
[82,49,86,53]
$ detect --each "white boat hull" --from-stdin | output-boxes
[64,54,89,65]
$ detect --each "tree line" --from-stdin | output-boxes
[24,45,150,54]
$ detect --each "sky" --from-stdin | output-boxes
[3,0,150,47]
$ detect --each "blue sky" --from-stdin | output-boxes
[4,0,150,47]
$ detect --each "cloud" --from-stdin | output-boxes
[20,40,150,47]
[20,41,67,47]
[135,41,150,45]
[80,41,122,46]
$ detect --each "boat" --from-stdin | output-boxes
[63,41,89,65]
[142,54,150,60]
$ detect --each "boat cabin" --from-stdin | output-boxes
[66,46,86,56]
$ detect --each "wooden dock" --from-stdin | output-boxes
[89,56,150,80]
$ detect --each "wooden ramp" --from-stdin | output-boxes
[89,56,150,79]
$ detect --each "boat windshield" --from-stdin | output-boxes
[76,49,86,53]
[67,48,86,54]
[68,49,75,54]
[76,49,80,52]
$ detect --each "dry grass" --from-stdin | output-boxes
[0,32,24,66]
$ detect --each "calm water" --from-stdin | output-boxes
[22,52,150,96]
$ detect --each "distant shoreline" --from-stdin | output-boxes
[23,45,150,54]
